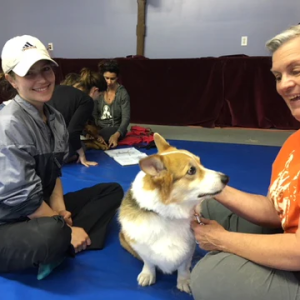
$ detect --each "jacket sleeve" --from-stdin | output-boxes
[67,91,94,151]
[117,89,131,137]
[0,118,43,217]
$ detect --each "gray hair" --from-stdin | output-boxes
[266,24,300,53]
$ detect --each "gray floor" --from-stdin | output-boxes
[131,124,296,147]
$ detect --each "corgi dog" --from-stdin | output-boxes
[118,133,229,293]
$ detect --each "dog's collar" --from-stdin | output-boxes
[194,210,204,225]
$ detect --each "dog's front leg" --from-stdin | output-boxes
[177,258,192,294]
[137,260,156,286]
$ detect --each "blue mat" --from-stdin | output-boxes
[0,140,280,300]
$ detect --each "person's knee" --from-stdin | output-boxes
[100,182,124,203]
[191,251,287,300]
[111,183,124,198]
[35,216,71,263]
[191,258,214,300]
[114,183,124,207]
[191,252,242,300]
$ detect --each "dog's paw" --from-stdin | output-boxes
[177,278,191,294]
[137,272,156,286]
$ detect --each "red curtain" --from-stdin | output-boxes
[1,57,299,130]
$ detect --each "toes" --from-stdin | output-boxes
[177,278,191,294]
[137,272,156,286]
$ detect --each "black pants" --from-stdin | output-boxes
[99,127,126,142]
[0,183,123,272]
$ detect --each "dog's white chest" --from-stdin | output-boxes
[125,217,195,274]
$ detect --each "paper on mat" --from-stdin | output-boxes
[104,147,147,166]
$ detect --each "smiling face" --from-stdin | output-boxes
[5,60,55,109]
[272,36,300,121]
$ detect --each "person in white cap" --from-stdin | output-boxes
[0,35,123,279]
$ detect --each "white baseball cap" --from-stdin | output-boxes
[1,35,58,77]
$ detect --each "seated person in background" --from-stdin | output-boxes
[71,68,106,101]
[49,68,107,167]
[60,72,80,86]
[0,72,19,107]
[94,59,131,148]
[60,69,110,150]
[0,35,123,278]
[190,24,300,300]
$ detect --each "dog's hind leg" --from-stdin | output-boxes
[176,258,192,294]
[137,259,156,287]
[119,231,142,260]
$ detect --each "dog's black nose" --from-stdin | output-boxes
[221,174,229,185]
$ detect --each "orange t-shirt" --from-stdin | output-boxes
[269,130,300,233]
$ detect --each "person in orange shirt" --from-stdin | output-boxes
[191,24,300,300]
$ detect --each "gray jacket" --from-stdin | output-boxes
[0,95,69,224]
[93,85,130,137]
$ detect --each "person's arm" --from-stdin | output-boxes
[64,89,98,167]
[67,91,94,152]
[76,147,98,167]
[0,132,55,219]
[92,98,100,127]
[49,178,66,213]
[192,185,290,271]
[193,217,300,271]
[28,201,58,219]
[108,89,130,148]
[48,177,73,225]
[223,228,300,270]
[115,88,130,138]
[108,131,121,148]
[214,185,281,228]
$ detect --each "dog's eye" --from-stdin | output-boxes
[187,166,196,175]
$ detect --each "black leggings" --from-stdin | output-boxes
[99,127,126,142]
[0,183,123,272]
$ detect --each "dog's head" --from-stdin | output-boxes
[139,133,229,205]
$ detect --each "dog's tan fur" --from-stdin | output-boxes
[118,133,229,293]
[119,231,141,260]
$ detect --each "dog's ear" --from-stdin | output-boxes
[139,154,165,176]
[154,133,172,153]
[140,155,173,203]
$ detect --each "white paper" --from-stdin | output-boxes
[104,147,147,166]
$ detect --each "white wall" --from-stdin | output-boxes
[0,0,299,58]
[146,0,300,57]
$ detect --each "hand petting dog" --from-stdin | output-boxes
[191,217,227,252]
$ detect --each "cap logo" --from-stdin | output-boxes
[22,42,37,51]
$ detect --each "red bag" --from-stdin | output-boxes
[118,126,154,146]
